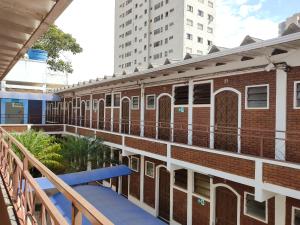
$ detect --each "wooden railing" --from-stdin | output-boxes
[0,127,113,225]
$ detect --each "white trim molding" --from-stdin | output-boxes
[146,94,156,110]
[131,96,140,110]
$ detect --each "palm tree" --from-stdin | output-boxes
[60,135,118,172]
[13,130,64,176]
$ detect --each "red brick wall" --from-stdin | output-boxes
[125,137,167,156]
[172,145,255,178]
[173,188,187,224]
[113,108,120,132]
[130,155,140,200]
[105,108,111,131]
[174,106,188,144]
[263,163,300,191]
[92,94,105,128]
[286,197,300,225]
[192,196,210,225]
[96,131,122,145]
[77,127,94,137]
[214,71,276,158]
[143,157,166,208]
[286,67,300,163]
[193,107,210,147]
[213,178,275,225]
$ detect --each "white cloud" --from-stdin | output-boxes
[216,0,278,48]
[55,0,115,84]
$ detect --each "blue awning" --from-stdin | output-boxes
[0,91,60,101]
[36,165,132,190]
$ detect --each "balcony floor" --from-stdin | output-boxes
[51,185,166,225]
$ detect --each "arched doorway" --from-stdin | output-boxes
[121,98,130,134]
[157,95,172,141]
[215,186,239,225]
[157,166,170,222]
[68,102,72,124]
[121,157,129,198]
[98,100,105,129]
[214,90,240,152]
[80,101,86,127]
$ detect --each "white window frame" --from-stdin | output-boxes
[93,99,98,111]
[85,100,91,111]
[292,206,300,225]
[245,84,269,110]
[173,83,189,107]
[146,94,156,110]
[113,92,121,108]
[192,172,211,202]
[130,156,139,172]
[131,96,139,110]
[243,192,268,223]
[294,81,300,109]
[145,161,155,178]
[105,93,112,108]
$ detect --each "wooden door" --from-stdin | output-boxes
[158,167,170,222]
[214,91,238,152]
[121,99,130,134]
[215,187,238,225]
[122,157,129,198]
[98,100,104,129]
[158,96,171,141]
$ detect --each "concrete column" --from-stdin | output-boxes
[275,69,287,160]
[187,170,193,225]
[90,94,93,128]
[170,168,174,223]
[140,84,145,137]
[188,80,193,145]
[140,155,145,203]
[111,92,114,132]
[275,195,286,225]
[42,101,46,124]
[63,98,66,124]
[1,81,6,91]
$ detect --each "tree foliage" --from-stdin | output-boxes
[60,135,119,172]
[32,25,82,74]
[13,130,64,175]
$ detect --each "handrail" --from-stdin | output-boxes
[0,127,114,225]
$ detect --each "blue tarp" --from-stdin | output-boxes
[36,165,132,190]
[51,185,167,225]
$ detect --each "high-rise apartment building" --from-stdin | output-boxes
[114,0,216,74]
[279,12,300,36]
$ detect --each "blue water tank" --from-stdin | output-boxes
[27,49,48,62]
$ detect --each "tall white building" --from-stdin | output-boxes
[114,0,216,74]
[279,12,300,36]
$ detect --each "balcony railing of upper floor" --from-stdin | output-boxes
[46,115,300,165]
[0,127,113,225]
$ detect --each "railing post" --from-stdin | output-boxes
[72,205,82,225]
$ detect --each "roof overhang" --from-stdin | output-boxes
[0,0,72,80]
[56,32,300,94]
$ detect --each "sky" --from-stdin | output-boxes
[55,0,300,84]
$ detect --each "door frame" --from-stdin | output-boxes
[155,165,170,219]
[210,88,242,153]
[97,98,105,129]
[121,156,130,197]
[120,97,131,134]
[212,183,241,225]
[80,100,86,127]
[156,93,174,140]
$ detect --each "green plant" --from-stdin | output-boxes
[32,25,83,74]
[60,135,118,172]
[13,130,64,175]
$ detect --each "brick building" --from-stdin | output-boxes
[48,31,300,225]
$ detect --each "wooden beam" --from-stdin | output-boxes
[0,52,16,58]
[0,0,46,21]
[0,34,25,45]
[0,18,35,35]
[0,45,20,53]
